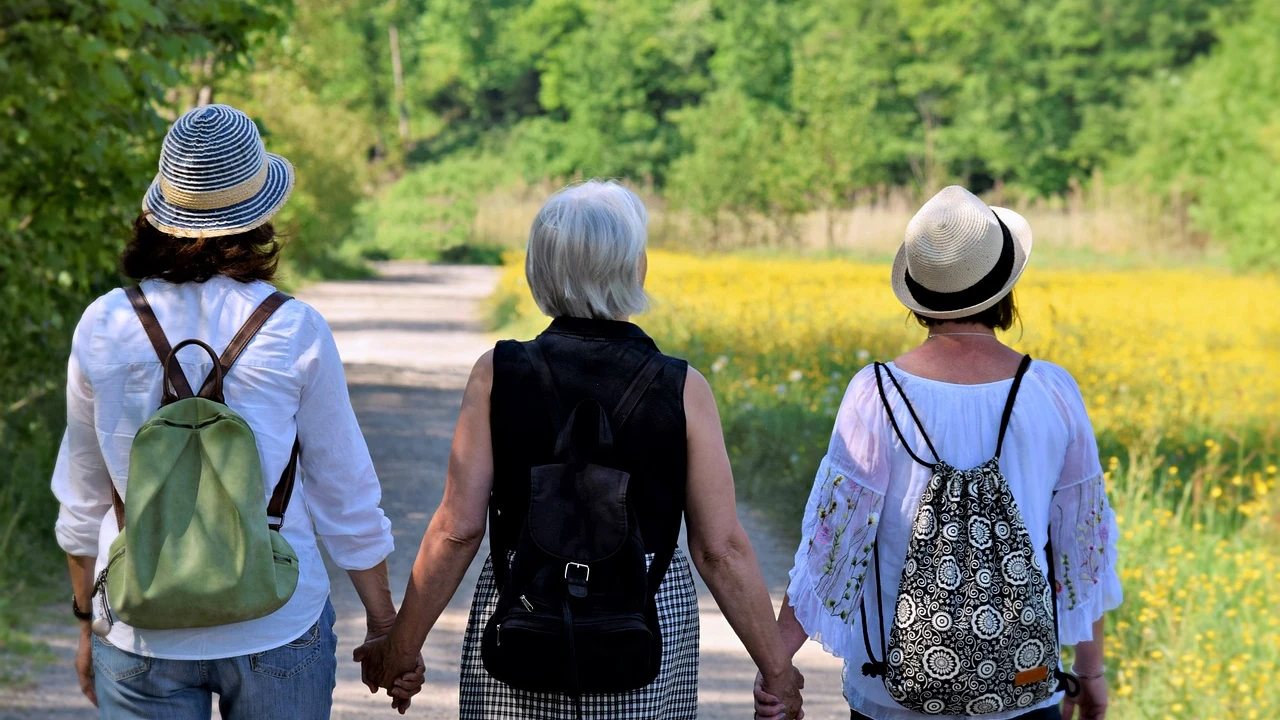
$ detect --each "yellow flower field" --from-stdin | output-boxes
[492,251,1280,718]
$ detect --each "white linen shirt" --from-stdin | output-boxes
[52,276,394,660]
[788,360,1122,720]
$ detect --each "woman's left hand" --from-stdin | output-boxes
[753,669,806,720]
[76,626,97,707]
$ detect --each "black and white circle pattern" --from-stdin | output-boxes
[879,459,1061,715]
[931,611,954,632]
[971,605,1004,639]
[896,595,918,629]
[923,647,961,680]
[1002,552,1031,585]
[969,517,993,549]
[966,694,1005,714]
[937,556,962,590]
[1015,639,1046,670]
[915,506,938,541]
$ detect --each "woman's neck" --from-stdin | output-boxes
[925,321,997,337]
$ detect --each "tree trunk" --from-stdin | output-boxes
[194,55,215,107]
[389,25,409,144]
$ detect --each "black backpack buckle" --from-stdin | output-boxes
[565,562,590,598]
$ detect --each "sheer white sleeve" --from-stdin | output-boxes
[787,367,889,660]
[1043,365,1123,644]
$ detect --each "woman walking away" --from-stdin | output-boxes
[52,104,421,719]
[756,186,1121,720]
[354,180,805,719]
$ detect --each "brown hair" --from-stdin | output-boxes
[120,214,281,284]
[912,292,1019,331]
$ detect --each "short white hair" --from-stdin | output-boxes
[525,180,650,320]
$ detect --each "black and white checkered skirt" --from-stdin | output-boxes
[459,549,700,719]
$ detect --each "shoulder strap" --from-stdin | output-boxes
[196,291,293,397]
[611,353,669,430]
[494,340,562,592]
[522,340,566,432]
[872,362,940,467]
[210,291,298,531]
[123,288,300,532]
[126,286,194,401]
[859,535,888,678]
[267,437,301,532]
[995,355,1033,459]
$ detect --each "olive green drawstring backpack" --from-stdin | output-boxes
[91,286,301,635]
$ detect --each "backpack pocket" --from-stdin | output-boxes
[482,605,654,694]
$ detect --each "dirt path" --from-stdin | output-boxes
[0,263,843,720]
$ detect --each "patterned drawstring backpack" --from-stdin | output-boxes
[861,357,1080,714]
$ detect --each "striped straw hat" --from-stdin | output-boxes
[891,186,1034,320]
[142,104,295,238]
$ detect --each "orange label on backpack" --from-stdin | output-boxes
[1014,666,1050,686]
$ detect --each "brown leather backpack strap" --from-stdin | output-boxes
[126,286,194,401]
[266,437,301,531]
[111,485,126,530]
[196,291,293,399]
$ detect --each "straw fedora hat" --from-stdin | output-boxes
[891,186,1033,321]
[142,104,295,239]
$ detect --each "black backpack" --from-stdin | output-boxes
[481,340,675,699]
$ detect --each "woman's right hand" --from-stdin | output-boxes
[1063,675,1108,720]
[352,634,420,696]
[753,667,805,720]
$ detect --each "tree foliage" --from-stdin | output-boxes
[372,0,1273,263]
[1114,0,1280,267]
[0,0,288,409]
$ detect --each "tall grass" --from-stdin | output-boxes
[468,173,1213,264]
[357,149,1215,265]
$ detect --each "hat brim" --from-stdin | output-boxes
[890,206,1033,321]
[142,154,295,239]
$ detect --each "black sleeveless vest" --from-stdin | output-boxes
[489,317,689,557]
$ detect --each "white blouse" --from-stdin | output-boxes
[787,360,1122,720]
[52,276,394,660]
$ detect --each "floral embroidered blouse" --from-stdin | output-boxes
[787,360,1123,720]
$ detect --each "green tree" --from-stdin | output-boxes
[0,0,288,410]
[1117,0,1280,267]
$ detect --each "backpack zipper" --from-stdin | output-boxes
[91,547,126,637]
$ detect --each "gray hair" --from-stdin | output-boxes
[525,180,650,320]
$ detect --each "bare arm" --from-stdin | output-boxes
[683,368,795,689]
[775,593,812,658]
[66,554,97,706]
[1073,616,1106,673]
[356,352,495,684]
[1064,617,1108,720]
[346,560,397,634]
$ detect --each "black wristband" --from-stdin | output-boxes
[72,595,93,621]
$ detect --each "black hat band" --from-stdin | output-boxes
[903,213,1016,312]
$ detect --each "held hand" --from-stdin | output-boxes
[387,654,426,715]
[353,634,420,697]
[755,667,805,720]
[1063,675,1108,720]
[76,626,97,707]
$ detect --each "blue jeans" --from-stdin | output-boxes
[93,599,337,719]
